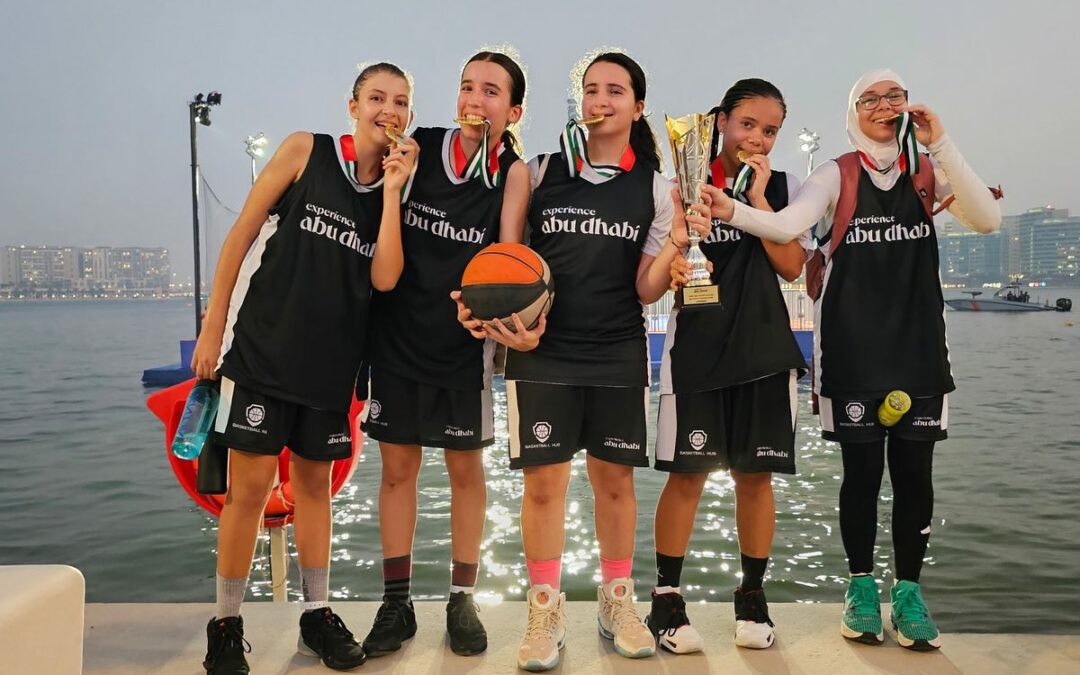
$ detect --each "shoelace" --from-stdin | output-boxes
[893,586,930,622]
[450,598,483,630]
[524,602,560,640]
[609,595,646,633]
[207,621,251,666]
[848,581,879,616]
[661,596,691,637]
[740,591,774,627]
[321,611,356,640]
[372,601,409,632]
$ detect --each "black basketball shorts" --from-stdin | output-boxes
[819,393,948,442]
[506,380,649,469]
[360,366,494,450]
[214,377,352,461]
[655,370,798,474]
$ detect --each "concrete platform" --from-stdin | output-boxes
[84,601,1080,674]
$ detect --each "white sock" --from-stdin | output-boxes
[449,584,475,595]
[654,585,680,595]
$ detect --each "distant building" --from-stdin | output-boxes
[938,226,1003,283]
[0,245,170,291]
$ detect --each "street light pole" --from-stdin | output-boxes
[188,91,221,337]
[798,127,820,178]
[244,133,267,186]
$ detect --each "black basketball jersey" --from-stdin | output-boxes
[368,127,520,391]
[218,133,382,412]
[817,170,954,398]
[504,151,657,387]
[665,171,806,393]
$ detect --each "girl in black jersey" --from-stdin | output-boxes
[461,51,681,670]
[650,79,807,654]
[359,50,530,658]
[188,63,417,674]
[705,69,1001,652]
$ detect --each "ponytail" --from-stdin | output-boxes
[629,117,661,172]
[706,105,723,161]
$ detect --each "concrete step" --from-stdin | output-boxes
[84,600,1080,674]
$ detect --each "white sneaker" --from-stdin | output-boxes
[733,586,775,649]
[646,590,704,654]
[597,578,656,659]
[517,585,566,671]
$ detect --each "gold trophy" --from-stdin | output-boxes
[666,112,719,306]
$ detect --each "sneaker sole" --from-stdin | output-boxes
[840,618,884,645]
[449,636,488,657]
[518,634,565,671]
[296,637,367,670]
[659,634,703,654]
[598,619,655,658]
[734,633,775,649]
[891,616,942,651]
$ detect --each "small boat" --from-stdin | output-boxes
[945,281,1072,312]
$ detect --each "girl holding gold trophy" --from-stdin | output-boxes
[654,79,809,653]
[703,69,1002,652]
[360,49,530,658]
[481,50,683,670]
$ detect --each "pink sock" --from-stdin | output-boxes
[526,558,562,590]
[600,555,633,585]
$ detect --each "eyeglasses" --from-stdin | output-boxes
[855,90,909,111]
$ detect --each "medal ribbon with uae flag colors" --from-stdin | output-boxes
[857,111,919,176]
[708,153,755,204]
[461,121,503,189]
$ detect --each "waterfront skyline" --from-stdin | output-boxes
[2,1,1078,275]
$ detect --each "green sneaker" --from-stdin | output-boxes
[840,575,883,644]
[890,580,941,651]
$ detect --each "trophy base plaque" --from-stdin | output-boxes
[680,283,720,307]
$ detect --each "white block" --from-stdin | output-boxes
[0,565,85,675]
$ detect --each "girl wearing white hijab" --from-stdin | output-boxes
[697,68,1001,651]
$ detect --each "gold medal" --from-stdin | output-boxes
[576,115,606,126]
[454,115,488,126]
[737,150,752,164]
[384,124,406,145]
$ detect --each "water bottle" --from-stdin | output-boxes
[172,379,220,460]
[877,390,912,427]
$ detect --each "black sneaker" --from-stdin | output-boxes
[203,616,251,675]
[446,591,487,656]
[733,587,775,649]
[362,595,417,657]
[298,607,367,670]
[644,591,703,654]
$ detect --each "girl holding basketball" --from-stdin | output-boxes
[359,49,530,658]
[650,78,808,654]
[702,69,1001,651]
[188,62,416,674]
[465,50,683,671]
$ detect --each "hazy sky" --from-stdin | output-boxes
[2,1,1077,274]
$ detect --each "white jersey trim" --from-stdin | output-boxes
[217,214,279,370]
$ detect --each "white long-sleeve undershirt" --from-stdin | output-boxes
[728,134,1002,245]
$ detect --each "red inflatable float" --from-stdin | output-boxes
[147,378,363,528]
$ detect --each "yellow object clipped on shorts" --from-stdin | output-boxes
[877,390,912,427]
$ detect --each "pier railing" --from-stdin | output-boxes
[645,284,815,332]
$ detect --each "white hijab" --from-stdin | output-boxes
[846,68,908,180]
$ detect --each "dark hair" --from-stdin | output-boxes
[583,52,661,172]
[463,51,527,155]
[352,62,411,100]
[707,78,787,161]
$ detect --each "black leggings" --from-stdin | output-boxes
[839,437,935,582]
